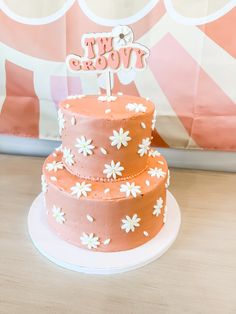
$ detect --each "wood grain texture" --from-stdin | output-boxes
[0,154,236,314]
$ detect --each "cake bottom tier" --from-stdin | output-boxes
[42,151,169,252]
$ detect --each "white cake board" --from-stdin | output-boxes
[28,191,181,274]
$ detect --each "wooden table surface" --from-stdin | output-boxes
[0,154,236,314]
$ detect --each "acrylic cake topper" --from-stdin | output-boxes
[66,25,149,97]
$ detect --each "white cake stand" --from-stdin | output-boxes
[28,191,181,274]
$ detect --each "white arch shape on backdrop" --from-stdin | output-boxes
[1,4,235,141]
[78,0,159,26]
[0,0,75,25]
[164,0,236,25]
[75,0,234,27]
[0,0,235,27]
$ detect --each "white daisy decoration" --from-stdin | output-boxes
[58,109,65,135]
[80,233,100,250]
[153,197,163,217]
[98,95,117,102]
[75,136,95,156]
[152,109,157,130]
[52,205,66,224]
[126,103,147,113]
[109,128,131,150]
[165,170,171,188]
[138,138,151,157]
[41,174,47,193]
[46,160,64,172]
[163,206,168,224]
[121,214,141,233]
[63,147,74,166]
[149,149,161,157]
[112,25,134,48]
[120,182,141,198]
[103,160,124,180]
[148,167,166,178]
[70,182,92,198]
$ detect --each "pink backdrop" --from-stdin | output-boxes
[0,0,235,151]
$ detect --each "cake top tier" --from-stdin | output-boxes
[58,94,156,181]
[59,94,154,119]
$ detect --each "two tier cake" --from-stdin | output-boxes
[41,94,170,252]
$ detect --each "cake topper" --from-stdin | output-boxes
[66,25,149,97]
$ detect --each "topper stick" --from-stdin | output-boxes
[106,71,111,97]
